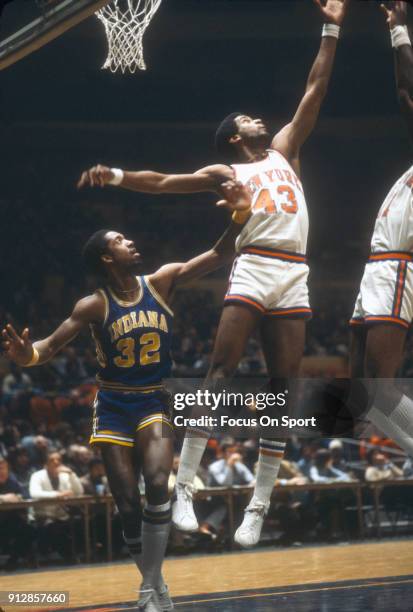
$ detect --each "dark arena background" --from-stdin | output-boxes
[0,1,413,611]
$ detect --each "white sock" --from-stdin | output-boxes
[141,501,171,588]
[367,394,413,456]
[123,533,167,591]
[176,430,210,485]
[250,439,286,507]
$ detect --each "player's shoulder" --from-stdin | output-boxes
[73,291,107,324]
[195,164,234,178]
[148,264,182,285]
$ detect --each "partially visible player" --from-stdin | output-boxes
[1,182,250,612]
[350,1,413,455]
[78,0,349,547]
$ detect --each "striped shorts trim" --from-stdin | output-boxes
[90,430,134,447]
[136,413,173,432]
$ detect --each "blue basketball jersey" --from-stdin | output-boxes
[90,276,173,393]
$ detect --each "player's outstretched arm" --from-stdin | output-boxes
[77,163,233,195]
[147,181,252,299]
[1,294,104,367]
[382,2,413,137]
[272,0,349,165]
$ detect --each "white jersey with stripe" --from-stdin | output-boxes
[371,164,413,252]
[232,149,309,254]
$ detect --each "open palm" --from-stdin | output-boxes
[1,324,33,365]
[314,0,349,26]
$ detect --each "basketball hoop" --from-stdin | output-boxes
[96,0,162,74]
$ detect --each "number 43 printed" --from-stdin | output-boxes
[253,185,298,215]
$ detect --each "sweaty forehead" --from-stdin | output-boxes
[106,231,123,243]
[235,114,251,124]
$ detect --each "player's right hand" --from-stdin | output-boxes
[381,1,408,28]
[1,324,34,366]
[216,180,252,211]
[77,164,114,189]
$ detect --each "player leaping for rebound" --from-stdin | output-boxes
[1,182,250,612]
[78,0,349,547]
[350,1,413,456]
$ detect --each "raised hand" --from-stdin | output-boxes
[381,1,408,28]
[313,0,349,26]
[1,324,34,366]
[216,180,252,211]
[77,164,114,189]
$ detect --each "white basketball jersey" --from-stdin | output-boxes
[232,149,309,254]
[371,165,413,252]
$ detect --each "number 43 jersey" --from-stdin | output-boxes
[233,149,309,255]
[90,276,173,394]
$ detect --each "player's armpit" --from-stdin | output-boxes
[32,293,105,365]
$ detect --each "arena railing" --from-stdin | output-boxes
[1,480,412,563]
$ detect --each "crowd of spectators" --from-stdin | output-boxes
[1,201,413,568]
[1,387,412,570]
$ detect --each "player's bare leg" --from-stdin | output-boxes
[99,426,174,612]
[173,304,261,532]
[136,421,174,611]
[234,317,306,547]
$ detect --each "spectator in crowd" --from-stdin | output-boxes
[328,439,354,479]
[29,451,84,562]
[200,442,254,539]
[2,363,32,404]
[208,442,254,487]
[21,434,53,469]
[10,446,35,498]
[80,457,109,496]
[310,449,353,484]
[365,450,403,482]
[297,443,316,479]
[66,444,93,477]
[0,456,35,568]
[403,457,413,479]
[310,449,354,541]
[52,346,87,388]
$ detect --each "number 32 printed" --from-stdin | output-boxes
[253,185,298,215]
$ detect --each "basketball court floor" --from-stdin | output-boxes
[1,540,412,611]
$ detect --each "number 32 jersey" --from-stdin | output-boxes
[233,149,309,255]
[90,276,173,393]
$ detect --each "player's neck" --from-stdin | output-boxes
[240,145,268,163]
[109,272,140,300]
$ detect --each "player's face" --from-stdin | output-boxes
[105,231,142,270]
[234,115,269,142]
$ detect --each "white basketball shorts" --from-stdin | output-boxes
[224,246,312,318]
[351,252,413,330]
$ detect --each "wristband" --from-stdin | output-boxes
[391,25,411,49]
[109,168,124,186]
[25,346,39,367]
[232,208,251,224]
[322,24,340,39]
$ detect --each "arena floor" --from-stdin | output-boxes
[1,540,412,612]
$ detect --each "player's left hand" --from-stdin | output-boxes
[381,1,408,29]
[216,180,252,211]
[314,0,349,26]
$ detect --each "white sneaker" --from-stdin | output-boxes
[172,483,198,532]
[137,587,161,611]
[156,584,174,610]
[234,500,269,548]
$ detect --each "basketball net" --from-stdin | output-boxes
[96,0,162,73]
